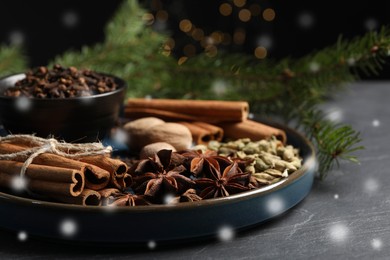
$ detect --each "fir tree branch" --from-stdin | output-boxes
[48,0,390,179]
[0,44,27,78]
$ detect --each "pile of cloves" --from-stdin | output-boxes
[3,64,118,98]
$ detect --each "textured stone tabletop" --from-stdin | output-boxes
[0,81,389,259]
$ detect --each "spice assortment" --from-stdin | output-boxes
[0,96,303,207]
[2,65,118,98]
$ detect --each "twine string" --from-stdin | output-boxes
[0,134,112,179]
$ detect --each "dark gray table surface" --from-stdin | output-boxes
[0,81,389,259]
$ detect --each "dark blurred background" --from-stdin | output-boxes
[1,0,389,79]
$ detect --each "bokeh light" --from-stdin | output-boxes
[179,19,192,33]
[238,9,251,22]
[219,3,233,16]
[254,46,267,59]
[262,8,276,22]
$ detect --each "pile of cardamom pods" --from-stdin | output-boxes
[194,137,302,186]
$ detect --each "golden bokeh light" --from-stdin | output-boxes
[165,38,175,49]
[263,8,276,22]
[192,28,205,41]
[179,19,193,33]
[238,9,251,22]
[219,3,233,16]
[156,10,168,22]
[178,56,188,65]
[205,45,218,58]
[254,46,267,59]
[142,13,155,25]
[233,0,246,8]
[233,28,246,45]
[210,31,223,45]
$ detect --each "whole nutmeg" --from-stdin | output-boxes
[146,123,192,151]
[123,117,165,150]
[140,142,177,159]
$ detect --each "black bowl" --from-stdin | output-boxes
[0,73,127,142]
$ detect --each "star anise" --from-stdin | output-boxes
[195,161,251,199]
[180,149,232,177]
[171,188,202,203]
[130,149,194,200]
[107,192,150,206]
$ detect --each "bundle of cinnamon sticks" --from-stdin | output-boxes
[0,137,131,206]
[125,98,287,144]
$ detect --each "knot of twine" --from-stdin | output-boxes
[0,134,112,179]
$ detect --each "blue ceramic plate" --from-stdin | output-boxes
[0,121,316,245]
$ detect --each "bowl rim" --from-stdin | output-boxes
[0,72,127,101]
[0,122,316,213]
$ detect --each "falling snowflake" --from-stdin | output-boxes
[297,12,315,29]
[371,238,382,250]
[364,18,378,31]
[325,107,343,123]
[334,194,339,199]
[17,231,28,242]
[11,176,27,192]
[363,178,379,195]
[266,196,285,215]
[256,34,273,49]
[59,219,78,237]
[163,193,176,205]
[328,223,350,243]
[211,80,228,97]
[347,57,356,66]
[309,62,320,72]
[372,119,380,127]
[217,225,234,242]
[147,240,157,249]
[62,10,79,28]
[15,96,32,112]
[110,128,128,145]
[8,30,25,45]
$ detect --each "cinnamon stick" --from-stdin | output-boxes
[78,155,130,190]
[178,121,223,144]
[0,143,110,190]
[125,98,249,123]
[218,120,287,143]
[50,189,101,206]
[0,171,83,197]
[0,160,84,197]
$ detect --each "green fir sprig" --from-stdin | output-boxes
[0,44,27,78]
[1,0,389,179]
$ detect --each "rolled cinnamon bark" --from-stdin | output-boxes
[125,98,249,123]
[79,155,128,177]
[79,155,129,190]
[0,171,83,197]
[178,121,223,144]
[0,143,110,190]
[50,189,102,206]
[218,120,287,143]
[0,160,84,197]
